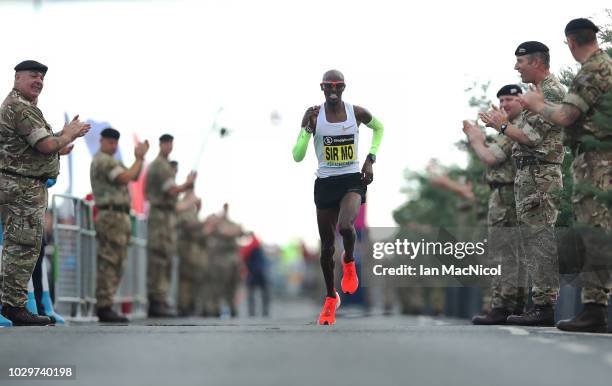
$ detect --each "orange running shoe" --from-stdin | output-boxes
[341,256,359,294]
[318,291,341,325]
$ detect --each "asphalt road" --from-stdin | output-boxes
[1,301,611,386]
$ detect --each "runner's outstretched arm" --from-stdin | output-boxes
[354,105,384,155]
[365,116,384,155]
[292,128,311,162]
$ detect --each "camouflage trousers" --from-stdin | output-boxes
[488,184,527,311]
[514,164,561,306]
[147,208,176,303]
[215,255,240,315]
[572,150,611,306]
[95,210,131,308]
[0,173,47,307]
[177,239,208,314]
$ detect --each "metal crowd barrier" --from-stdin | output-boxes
[52,194,97,321]
[115,215,148,318]
[52,194,151,321]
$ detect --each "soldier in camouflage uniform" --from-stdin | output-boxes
[90,128,149,323]
[481,42,566,326]
[145,134,196,317]
[205,204,243,318]
[175,188,208,316]
[521,18,612,333]
[467,85,527,325]
[0,60,90,326]
[201,214,222,317]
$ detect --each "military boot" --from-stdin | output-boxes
[556,303,608,333]
[97,307,129,323]
[148,300,176,318]
[472,307,512,325]
[506,304,554,326]
[1,305,53,326]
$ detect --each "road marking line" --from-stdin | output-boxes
[417,316,433,325]
[558,342,594,354]
[498,326,529,336]
[527,337,555,344]
[540,329,612,338]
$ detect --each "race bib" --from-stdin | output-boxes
[323,135,355,166]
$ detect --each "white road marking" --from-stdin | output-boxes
[498,326,529,336]
[557,342,594,354]
[527,337,555,344]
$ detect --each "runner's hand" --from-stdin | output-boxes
[301,106,320,130]
[361,160,373,185]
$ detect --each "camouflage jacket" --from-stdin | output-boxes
[145,155,177,208]
[513,74,566,163]
[176,203,202,242]
[90,151,131,207]
[0,89,59,178]
[563,49,612,146]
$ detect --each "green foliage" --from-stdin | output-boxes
[394,81,492,228]
[574,181,612,207]
[393,174,461,228]
[465,81,491,112]
[558,66,578,88]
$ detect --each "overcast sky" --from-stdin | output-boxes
[0,0,609,245]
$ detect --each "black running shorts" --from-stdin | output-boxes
[314,172,367,210]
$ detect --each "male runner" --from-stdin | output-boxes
[293,69,384,325]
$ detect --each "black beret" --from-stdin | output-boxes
[101,127,120,140]
[14,60,48,74]
[565,18,599,34]
[515,41,549,56]
[159,134,174,142]
[496,84,523,98]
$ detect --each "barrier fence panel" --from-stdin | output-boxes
[52,194,97,321]
[116,215,148,318]
[52,194,153,320]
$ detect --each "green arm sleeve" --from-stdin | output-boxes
[292,128,312,162]
[365,116,384,154]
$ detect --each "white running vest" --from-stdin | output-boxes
[313,102,360,178]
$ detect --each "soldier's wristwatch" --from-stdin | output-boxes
[500,122,509,134]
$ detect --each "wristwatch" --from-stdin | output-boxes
[366,153,376,163]
[500,122,509,134]
[304,124,314,134]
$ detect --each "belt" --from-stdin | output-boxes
[151,204,175,211]
[514,156,561,170]
[0,169,49,183]
[97,204,131,213]
[488,181,513,190]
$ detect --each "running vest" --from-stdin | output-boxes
[314,102,360,178]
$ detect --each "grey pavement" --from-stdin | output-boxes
[1,300,611,386]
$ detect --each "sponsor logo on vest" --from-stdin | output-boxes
[323,135,355,164]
